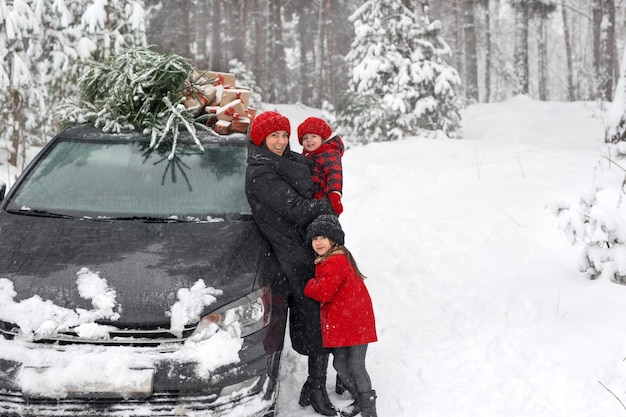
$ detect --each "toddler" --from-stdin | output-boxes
[297,117,345,215]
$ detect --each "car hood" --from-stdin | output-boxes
[0,212,266,324]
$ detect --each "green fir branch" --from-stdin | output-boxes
[53,47,215,156]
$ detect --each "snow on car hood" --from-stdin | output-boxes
[0,271,244,395]
[0,212,265,324]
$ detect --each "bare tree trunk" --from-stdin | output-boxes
[222,1,237,69]
[483,1,492,102]
[320,0,332,108]
[178,1,190,59]
[267,0,286,103]
[452,0,464,96]
[326,0,353,107]
[195,0,208,68]
[235,0,249,64]
[312,0,329,108]
[591,0,616,100]
[606,43,626,143]
[561,0,575,101]
[297,5,311,105]
[537,17,548,100]
[253,0,264,93]
[613,27,620,86]
[603,0,615,100]
[463,0,479,102]
[592,0,601,93]
[210,0,222,69]
[513,1,529,95]
[9,89,21,167]
[313,3,323,108]
[592,0,606,99]
[326,1,338,107]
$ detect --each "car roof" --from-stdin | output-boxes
[57,124,250,146]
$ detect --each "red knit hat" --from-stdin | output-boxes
[297,117,332,144]
[249,111,291,147]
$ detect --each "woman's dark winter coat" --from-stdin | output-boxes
[245,142,333,355]
[304,252,377,347]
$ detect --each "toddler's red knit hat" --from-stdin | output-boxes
[297,117,332,144]
[249,111,291,147]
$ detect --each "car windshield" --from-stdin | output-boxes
[8,139,251,220]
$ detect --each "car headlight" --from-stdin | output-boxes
[191,287,270,339]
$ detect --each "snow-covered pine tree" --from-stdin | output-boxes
[42,0,146,138]
[76,0,146,63]
[333,0,462,144]
[0,0,146,172]
[1,0,47,169]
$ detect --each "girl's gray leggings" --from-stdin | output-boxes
[332,344,372,393]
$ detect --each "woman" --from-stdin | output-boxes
[245,111,337,416]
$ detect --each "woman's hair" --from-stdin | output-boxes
[318,243,367,279]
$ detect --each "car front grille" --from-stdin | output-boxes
[0,381,276,417]
[0,320,196,346]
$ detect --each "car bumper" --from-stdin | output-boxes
[0,330,282,417]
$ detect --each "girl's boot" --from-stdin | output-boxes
[340,383,360,417]
[358,390,378,417]
[298,354,338,416]
[336,374,347,395]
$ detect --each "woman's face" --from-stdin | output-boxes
[264,131,290,156]
[312,236,332,256]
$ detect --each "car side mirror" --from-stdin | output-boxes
[0,181,6,201]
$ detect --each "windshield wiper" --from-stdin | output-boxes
[7,208,113,221]
[7,208,79,220]
[111,216,191,223]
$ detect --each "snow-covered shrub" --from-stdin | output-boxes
[552,183,626,284]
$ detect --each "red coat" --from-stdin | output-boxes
[304,252,377,348]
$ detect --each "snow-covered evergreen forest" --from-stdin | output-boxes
[1,0,624,168]
[144,0,623,105]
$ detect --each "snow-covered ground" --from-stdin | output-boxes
[272,96,626,417]
[3,96,626,416]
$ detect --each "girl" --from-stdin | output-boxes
[304,214,378,417]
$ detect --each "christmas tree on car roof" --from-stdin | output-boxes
[54,47,256,159]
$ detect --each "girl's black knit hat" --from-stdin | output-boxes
[306,214,345,245]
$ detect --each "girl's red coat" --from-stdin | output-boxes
[304,253,377,347]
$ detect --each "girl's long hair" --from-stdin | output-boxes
[318,243,367,279]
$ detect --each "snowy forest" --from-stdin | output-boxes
[149,0,625,105]
[1,0,625,168]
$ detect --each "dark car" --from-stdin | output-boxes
[0,125,288,417]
